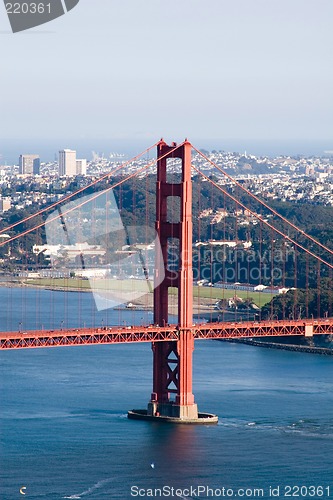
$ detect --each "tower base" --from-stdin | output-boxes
[128,409,218,424]
[128,400,218,424]
[148,401,199,419]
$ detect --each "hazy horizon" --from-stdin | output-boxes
[1,138,333,165]
[1,0,332,158]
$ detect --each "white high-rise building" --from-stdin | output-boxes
[19,154,40,175]
[76,159,87,175]
[59,149,77,176]
[0,197,11,212]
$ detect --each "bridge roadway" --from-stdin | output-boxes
[1,319,333,350]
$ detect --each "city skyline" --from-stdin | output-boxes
[1,138,332,172]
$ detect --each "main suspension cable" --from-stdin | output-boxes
[192,145,333,258]
[0,141,160,236]
[0,143,185,248]
[192,165,333,271]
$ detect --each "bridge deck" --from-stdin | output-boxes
[0,319,332,350]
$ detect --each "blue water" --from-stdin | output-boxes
[1,288,333,499]
[0,286,154,332]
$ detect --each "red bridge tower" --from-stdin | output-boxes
[129,140,217,423]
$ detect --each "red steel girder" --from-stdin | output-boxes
[0,319,332,350]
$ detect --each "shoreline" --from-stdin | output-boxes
[0,280,217,316]
[221,338,333,355]
[1,281,332,353]
[0,280,92,293]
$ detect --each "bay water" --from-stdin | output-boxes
[1,288,333,499]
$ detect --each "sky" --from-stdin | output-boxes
[0,0,333,161]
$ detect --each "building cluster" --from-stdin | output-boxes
[1,146,331,310]
[242,173,333,205]
[9,149,87,178]
[0,147,332,215]
[59,149,87,176]
[194,150,333,206]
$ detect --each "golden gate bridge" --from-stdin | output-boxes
[0,140,332,424]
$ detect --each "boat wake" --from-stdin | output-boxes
[63,478,113,499]
[218,417,333,438]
